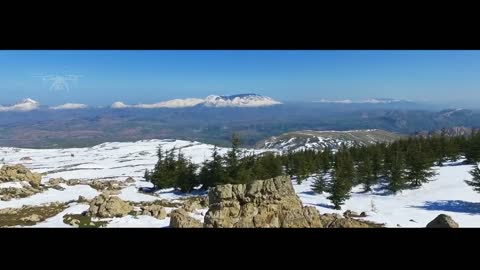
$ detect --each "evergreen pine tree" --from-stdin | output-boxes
[199,146,227,188]
[356,157,375,192]
[144,168,151,183]
[386,149,406,194]
[465,132,480,164]
[405,142,435,187]
[465,165,480,193]
[327,149,353,210]
[311,171,327,194]
[370,145,383,184]
[225,133,243,183]
[321,148,332,174]
[253,152,283,180]
[174,151,199,193]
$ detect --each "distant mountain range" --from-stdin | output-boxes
[415,126,480,138]
[1,95,427,112]
[0,94,283,112]
[1,94,480,149]
[112,93,282,108]
[256,129,405,152]
[315,98,413,104]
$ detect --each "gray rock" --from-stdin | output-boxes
[169,209,202,228]
[426,214,459,228]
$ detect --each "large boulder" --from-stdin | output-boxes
[204,176,382,228]
[182,196,209,212]
[141,205,167,220]
[426,214,459,228]
[0,164,42,188]
[88,193,133,218]
[48,177,65,186]
[89,180,123,191]
[169,209,203,228]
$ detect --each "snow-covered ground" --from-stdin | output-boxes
[295,161,480,227]
[0,184,99,209]
[1,139,480,227]
[0,139,243,182]
[31,203,90,228]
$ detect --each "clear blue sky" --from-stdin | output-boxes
[1,50,480,107]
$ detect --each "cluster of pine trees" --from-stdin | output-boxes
[145,130,480,209]
[145,134,283,193]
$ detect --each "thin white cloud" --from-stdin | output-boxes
[50,103,88,110]
[315,98,407,104]
[111,98,205,109]
[0,98,40,112]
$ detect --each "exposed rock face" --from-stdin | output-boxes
[169,208,203,228]
[77,195,89,203]
[88,193,133,218]
[343,210,359,218]
[48,177,66,186]
[141,205,167,219]
[66,179,84,186]
[182,196,209,212]
[426,214,459,228]
[0,164,42,188]
[204,176,382,228]
[89,180,124,191]
[0,186,41,198]
[319,213,383,228]
[20,214,42,222]
[125,177,136,183]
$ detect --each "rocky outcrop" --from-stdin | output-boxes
[125,177,136,184]
[0,164,42,188]
[169,209,203,228]
[89,180,124,191]
[77,195,89,203]
[204,176,382,228]
[181,196,209,212]
[47,177,66,186]
[88,193,133,218]
[141,204,167,219]
[426,214,459,228]
[20,214,42,222]
[319,213,383,228]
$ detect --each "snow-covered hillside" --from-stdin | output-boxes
[1,140,225,181]
[295,160,480,227]
[1,140,479,227]
[257,129,405,152]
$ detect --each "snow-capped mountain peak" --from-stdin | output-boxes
[111,93,282,109]
[0,98,40,112]
[204,93,282,107]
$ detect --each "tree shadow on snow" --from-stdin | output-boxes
[442,160,469,167]
[300,191,318,196]
[139,187,207,197]
[310,202,336,210]
[410,200,480,215]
